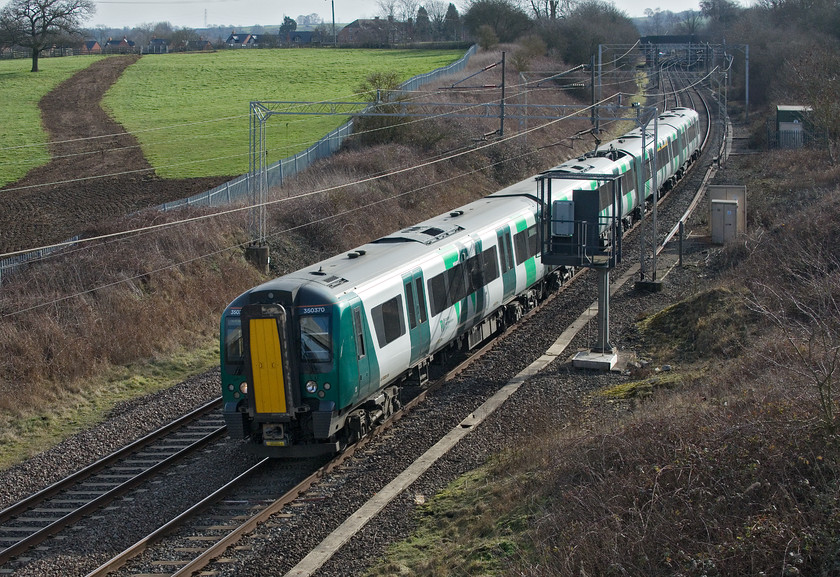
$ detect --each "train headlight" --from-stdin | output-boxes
[306,380,318,394]
[239,382,248,395]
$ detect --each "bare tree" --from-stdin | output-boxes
[644,7,665,34]
[425,0,448,38]
[397,0,419,22]
[0,0,95,72]
[699,0,740,24]
[678,11,704,34]
[784,47,840,163]
[376,0,398,19]
[529,0,576,20]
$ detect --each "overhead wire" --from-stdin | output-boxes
[1,53,668,265]
[2,60,685,261]
[0,94,619,318]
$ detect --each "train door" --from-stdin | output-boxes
[402,269,431,365]
[351,303,371,395]
[496,226,516,300]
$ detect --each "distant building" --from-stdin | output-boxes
[776,105,813,149]
[147,37,169,54]
[280,30,322,47]
[337,17,408,46]
[103,37,136,54]
[225,31,259,47]
[183,39,214,52]
[80,40,102,55]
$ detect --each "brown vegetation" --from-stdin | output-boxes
[0,56,229,254]
[0,48,619,420]
[365,146,840,576]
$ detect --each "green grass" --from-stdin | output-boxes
[0,56,105,186]
[102,49,464,178]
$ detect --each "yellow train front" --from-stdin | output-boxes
[221,277,396,457]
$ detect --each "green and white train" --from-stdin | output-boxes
[220,107,701,457]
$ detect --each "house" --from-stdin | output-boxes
[103,37,136,54]
[147,37,169,54]
[281,30,322,47]
[183,39,214,52]
[80,40,101,55]
[225,31,258,47]
[337,17,406,46]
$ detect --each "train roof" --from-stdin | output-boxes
[248,193,540,301]
[231,107,699,308]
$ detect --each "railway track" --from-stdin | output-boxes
[75,83,720,577]
[0,74,721,577]
[0,399,225,568]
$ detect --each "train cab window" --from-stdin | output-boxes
[514,225,538,265]
[224,316,244,369]
[372,296,406,348]
[300,315,332,365]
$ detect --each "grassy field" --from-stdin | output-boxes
[0,56,105,186]
[102,49,464,178]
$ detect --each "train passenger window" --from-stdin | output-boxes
[447,264,468,304]
[427,247,498,317]
[465,254,483,294]
[371,296,406,348]
[428,273,448,317]
[405,281,417,329]
[621,170,635,195]
[414,278,428,324]
[514,225,538,265]
[428,261,468,316]
[224,317,244,367]
[497,230,514,274]
[481,246,500,284]
[300,315,332,364]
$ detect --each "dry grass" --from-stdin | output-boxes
[364,115,840,576]
[0,46,611,467]
[0,210,262,413]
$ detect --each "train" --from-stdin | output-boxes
[220,107,701,457]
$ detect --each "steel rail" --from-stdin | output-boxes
[83,85,717,577]
[0,397,224,565]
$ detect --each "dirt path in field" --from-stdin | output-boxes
[0,55,230,254]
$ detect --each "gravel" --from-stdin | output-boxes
[0,99,727,577]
